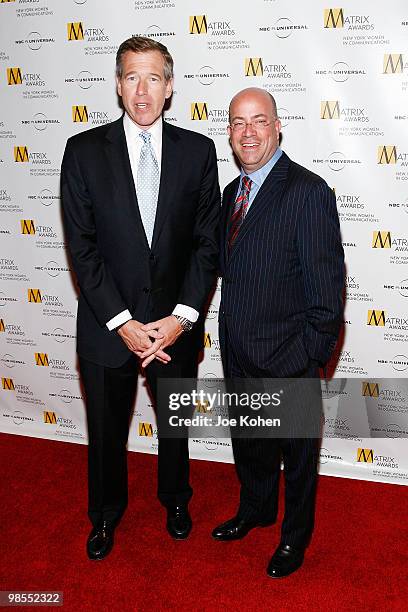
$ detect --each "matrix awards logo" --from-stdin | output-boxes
[383,54,405,74]
[0,318,5,332]
[362,382,379,397]
[377,145,397,164]
[14,146,51,168]
[28,288,42,303]
[72,105,109,125]
[189,14,244,51]
[357,448,399,469]
[72,105,88,122]
[43,410,79,436]
[0,1,16,3]
[20,219,35,235]
[14,146,28,162]
[371,230,408,255]
[191,102,208,121]
[243,56,302,92]
[35,352,49,366]
[7,67,22,85]
[67,21,110,43]
[245,57,263,77]
[320,101,371,134]
[189,102,228,137]
[138,422,154,437]
[6,67,45,87]
[372,231,391,248]
[67,22,84,41]
[204,332,212,348]
[324,8,344,28]
[367,310,386,326]
[324,8,374,30]
[189,15,207,34]
[43,411,57,424]
[2,377,15,391]
[35,353,68,371]
[320,100,340,119]
[357,448,373,463]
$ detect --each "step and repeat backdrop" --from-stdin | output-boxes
[1,0,407,484]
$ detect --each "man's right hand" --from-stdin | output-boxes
[116,320,171,364]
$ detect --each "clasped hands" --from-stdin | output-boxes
[117,316,183,368]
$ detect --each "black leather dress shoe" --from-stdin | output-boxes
[166,506,192,540]
[212,515,275,541]
[266,544,305,578]
[87,521,115,560]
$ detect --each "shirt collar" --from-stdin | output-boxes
[240,147,283,189]
[123,112,163,147]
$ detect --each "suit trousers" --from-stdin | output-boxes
[225,337,320,550]
[79,352,197,528]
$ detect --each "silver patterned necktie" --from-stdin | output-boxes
[137,131,159,247]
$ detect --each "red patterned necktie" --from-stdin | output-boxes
[227,175,252,250]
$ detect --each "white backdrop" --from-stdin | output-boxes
[1,0,407,485]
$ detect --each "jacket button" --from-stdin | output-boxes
[149,254,155,261]
[143,287,150,293]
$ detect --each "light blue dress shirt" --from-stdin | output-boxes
[237,147,283,210]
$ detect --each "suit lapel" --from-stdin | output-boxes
[104,117,150,250]
[151,122,181,249]
[228,153,291,262]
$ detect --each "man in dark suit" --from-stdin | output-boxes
[212,88,344,577]
[61,37,219,560]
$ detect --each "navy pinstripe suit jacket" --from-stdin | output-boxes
[219,151,344,378]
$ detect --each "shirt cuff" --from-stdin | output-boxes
[172,304,199,323]
[106,309,132,331]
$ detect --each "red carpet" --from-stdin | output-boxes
[0,433,407,612]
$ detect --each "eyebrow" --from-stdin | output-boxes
[124,71,162,79]
[231,113,268,121]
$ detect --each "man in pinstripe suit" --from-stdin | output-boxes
[212,88,344,577]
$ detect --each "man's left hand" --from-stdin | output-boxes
[140,315,183,367]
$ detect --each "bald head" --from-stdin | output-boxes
[229,88,278,124]
[227,87,281,174]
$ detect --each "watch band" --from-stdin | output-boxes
[174,315,194,332]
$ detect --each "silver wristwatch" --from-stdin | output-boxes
[174,315,194,332]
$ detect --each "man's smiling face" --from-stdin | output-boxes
[228,88,281,174]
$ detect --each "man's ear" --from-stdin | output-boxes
[116,76,122,98]
[165,78,174,100]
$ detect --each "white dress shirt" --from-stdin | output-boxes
[106,113,199,331]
